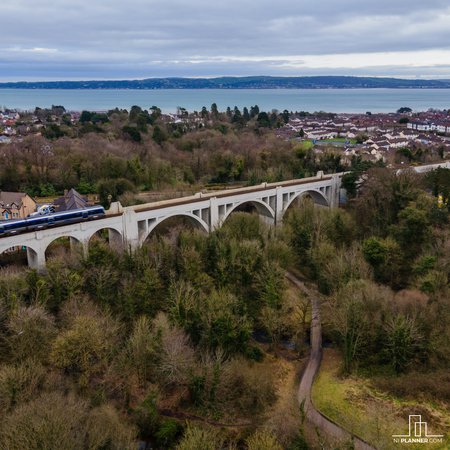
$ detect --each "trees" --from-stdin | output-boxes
[0,392,137,450]
[50,312,120,386]
[169,282,252,355]
[352,168,419,235]
[210,103,219,120]
[424,167,450,207]
[79,110,93,123]
[256,112,271,128]
[6,306,56,363]
[383,315,422,373]
[250,105,260,118]
[397,107,412,114]
[122,125,141,142]
[327,281,383,373]
[393,205,430,255]
[152,125,167,145]
[362,236,404,287]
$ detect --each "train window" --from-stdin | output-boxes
[28,218,48,226]
[5,221,26,230]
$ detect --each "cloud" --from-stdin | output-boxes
[1,0,450,80]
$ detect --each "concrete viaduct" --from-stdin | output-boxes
[1,161,448,272]
[0,172,342,271]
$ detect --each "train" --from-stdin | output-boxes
[0,206,105,237]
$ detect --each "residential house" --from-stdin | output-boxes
[53,188,89,211]
[0,191,37,220]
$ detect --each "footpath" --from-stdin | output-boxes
[286,272,376,450]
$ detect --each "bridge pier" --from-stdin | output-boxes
[27,247,46,273]
[209,197,220,231]
[122,209,140,251]
[275,187,284,225]
[330,174,340,208]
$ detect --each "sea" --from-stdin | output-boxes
[1,88,450,113]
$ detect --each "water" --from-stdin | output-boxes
[1,88,449,113]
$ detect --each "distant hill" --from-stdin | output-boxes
[1,76,450,89]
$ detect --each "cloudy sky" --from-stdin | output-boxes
[2,0,450,81]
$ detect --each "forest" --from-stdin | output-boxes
[0,165,448,449]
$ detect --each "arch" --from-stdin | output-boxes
[141,212,209,245]
[221,199,275,225]
[43,234,85,261]
[283,189,329,217]
[0,243,45,271]
[85,224,123,243]
[0,241,39,257]
[87,226,124,252]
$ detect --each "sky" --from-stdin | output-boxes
[1,0,450,81]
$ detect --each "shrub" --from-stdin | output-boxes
[0,392,88,450]
[85,404,137,450]
[50,313,120,385]
[7,305,56,363]
[0,392,137,450]
[175,425,225,450]
[219,358,276,415]
[155,418,183,448]
[133,393,160,440]
[125,315,158,384]
[0,360,46,414]
[246,429,283,450]
[153,313,196,386]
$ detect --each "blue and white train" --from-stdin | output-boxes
[0,206,105,237]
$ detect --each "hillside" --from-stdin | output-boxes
[1,76,450,89]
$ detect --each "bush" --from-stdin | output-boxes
[7,305,56,363]
[219,358,276,415]
[246,429,283,450]
[124,315,158,384]
[0,360,46,415]
[50,313,120,385]
[133,393,160,440]
[0,392,137,450]
[175,425,225,450]
[154,313,196,386]
[155,418,183,448]
[0,392,88,450]
[85,404,137,450]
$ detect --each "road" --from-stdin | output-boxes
[286,272,376,450]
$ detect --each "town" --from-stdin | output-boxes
[2,105,450,167]
[277,108,450,164]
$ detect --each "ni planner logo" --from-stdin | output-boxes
[392,415,444,445]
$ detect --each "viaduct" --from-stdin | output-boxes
[0,161,448,272]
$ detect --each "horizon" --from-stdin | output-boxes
[2,74,450,84]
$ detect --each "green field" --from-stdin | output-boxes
[312,349,449,450]
[313,137,357,145]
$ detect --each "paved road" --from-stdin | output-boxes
[286,272,376,450]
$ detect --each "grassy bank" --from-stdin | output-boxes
[312,349,449,450]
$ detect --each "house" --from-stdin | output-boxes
[408,121,432,131]
[53,188,89,211]
[0,191,37,220]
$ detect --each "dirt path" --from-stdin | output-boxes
[286,272,376,450]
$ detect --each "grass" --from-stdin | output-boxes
[312,349,449,450]
[314,138,358,145]
[298,140,314,150]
